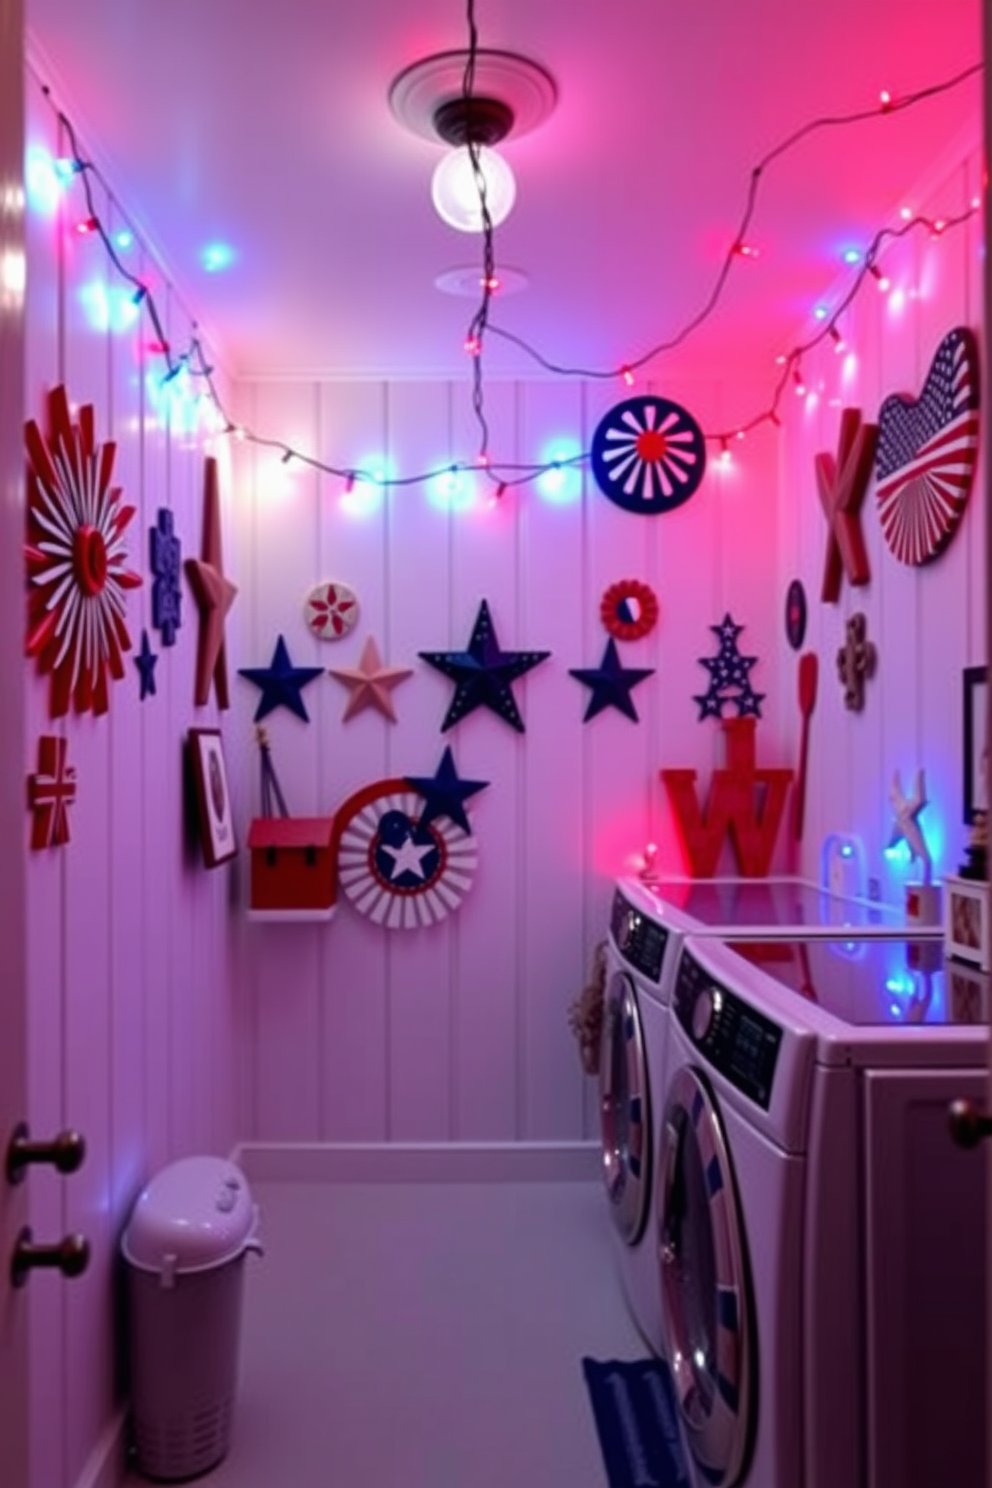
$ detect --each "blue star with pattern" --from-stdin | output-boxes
[569,638,654,722]
[694,613,764,719]
[150,507,182,646]
[419,599,550,734]
[239,635,323,723]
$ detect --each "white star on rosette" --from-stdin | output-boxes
[328,636,413,722]
[379,834,437,882]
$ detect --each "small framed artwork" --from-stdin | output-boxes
[944,873,990,971]
[188,728,237,868]
[946,959,989,1025]
[962,665,988,825]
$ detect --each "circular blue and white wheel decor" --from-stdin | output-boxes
[591,395,706,515]
[337,786,477,930]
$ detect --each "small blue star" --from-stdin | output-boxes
[405,746,489,834]
[569,638,654,722]
[134,628,158,700]
[239,635,323,723]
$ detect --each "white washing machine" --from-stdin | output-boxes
[656,932,987,1488]
[598,876,941,1355]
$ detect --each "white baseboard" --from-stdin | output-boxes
[72,1407,128,1488]
[231,1140,601,1185]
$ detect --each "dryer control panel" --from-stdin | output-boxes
[610,890,668,983]
[674,949,782,1110]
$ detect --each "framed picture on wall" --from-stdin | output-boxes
[944,873,990,971]
[188,728,237,868]
[963,665,988,825]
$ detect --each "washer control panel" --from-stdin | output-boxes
[610,890,668,983]
[674,948,782,1110]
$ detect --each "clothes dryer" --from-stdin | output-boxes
[656,933,987,1488]
[598,877,941,1356]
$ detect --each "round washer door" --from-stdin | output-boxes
[598,969,651,1243]
[657,1064,752,1487]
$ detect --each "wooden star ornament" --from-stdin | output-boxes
[185,457,238,708]
[328,636,413,722]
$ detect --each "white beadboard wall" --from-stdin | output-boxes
[24,69,243,1488]
[228,373,787,1147]
[777,136,985,896]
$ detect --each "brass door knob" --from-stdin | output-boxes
[6,1122,86,1185]
[949,1098,992,1149]
[10,1227,89,1288]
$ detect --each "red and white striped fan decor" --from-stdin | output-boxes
[24,385,142,717]
[875,327,980,566]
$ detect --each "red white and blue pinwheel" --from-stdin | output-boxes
[591,395,706,515]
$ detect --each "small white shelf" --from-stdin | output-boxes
[245,905,337,923]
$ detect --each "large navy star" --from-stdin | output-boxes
[134,628,158,700]
[239,634,323,722]
[419,600,550,733]
[405,746,489,833]
[569,638,654,722]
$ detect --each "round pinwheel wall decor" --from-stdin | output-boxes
[25,385,142,718]
[591,395,706,515]
[335,780,478,931]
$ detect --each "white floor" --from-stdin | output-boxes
[124,1156,649,1488]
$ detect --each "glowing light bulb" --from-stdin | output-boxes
[829,325,846,354]
[431,146,516,234]
[813,305,829,321]
[868,263,890,292]
[879,89,893,110]
[621,366,635,387]
[842,248,861,265]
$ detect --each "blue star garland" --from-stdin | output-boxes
[419,599,550,734]
[238,635,324,723]
[569,638,654,722]
[149,507,182,646]
[693,613,764,719]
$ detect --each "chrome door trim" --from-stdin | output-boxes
[658,1063,751,1486]
[598,970,651,1243]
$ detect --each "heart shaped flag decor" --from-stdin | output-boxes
[875,326,980,566]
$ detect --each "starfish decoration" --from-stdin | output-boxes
[184,457,238,708]
[419,599,550,734]
[569,638,654,722]
[328,636,413,722]
[405,746,489,833]
[694,613,764,720]
[150,507,182,646]
[888,769,932,884]
[134,628,158,700]
[239,635,324,723]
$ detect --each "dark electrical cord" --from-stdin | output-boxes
[37,48,983,494]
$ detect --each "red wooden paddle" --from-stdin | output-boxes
[792,652,818,840]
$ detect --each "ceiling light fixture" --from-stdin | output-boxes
[389,49,557,235]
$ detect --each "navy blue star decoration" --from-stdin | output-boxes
[419,600,550,733]
[569,638,654,722]
[405,746,489,833]
[150,507,182,646]
[134,628,158,700]
[239,634,324,722]
[694,613,765,719]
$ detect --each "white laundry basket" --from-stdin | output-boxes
[122,1156,263,1481]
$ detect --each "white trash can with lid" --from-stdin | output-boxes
[122,1156,262,1481]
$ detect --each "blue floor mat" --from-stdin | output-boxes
[582,1357,690,1488]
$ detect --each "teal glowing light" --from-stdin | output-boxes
[25,146,62,215]
[429,466,475,513]
[114,229,134,251]
[843,248,862,265]
[813,305,829,321]
[342,458,391,518]
[201,242,236,273]
[536,441,582,504]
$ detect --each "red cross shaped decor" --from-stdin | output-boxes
[816,407,877,603]
[27,735,77,849]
